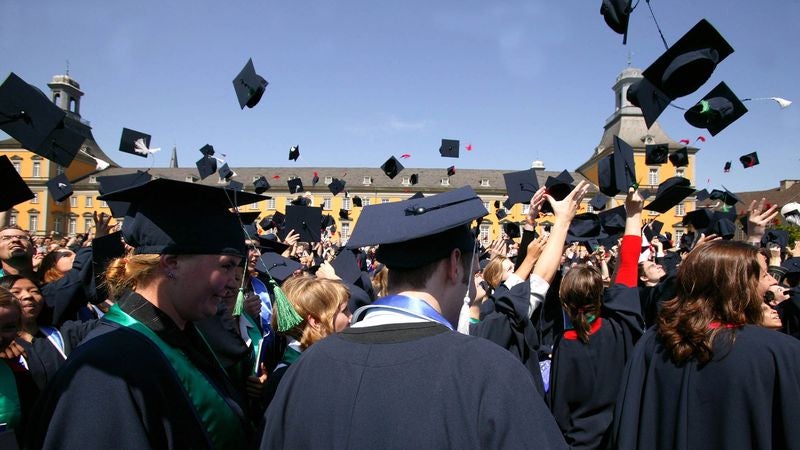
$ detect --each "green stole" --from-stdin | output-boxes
[104,305,246,450]
[242,313,262,375]
[0,361,21,430]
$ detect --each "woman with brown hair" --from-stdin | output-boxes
[613,239,800,449]
[36,249,75,284]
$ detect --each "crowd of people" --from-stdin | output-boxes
[1,178,800,449]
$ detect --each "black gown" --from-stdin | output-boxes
[261,321,567,449]
[613,325,800,449]
[17,320,98,390]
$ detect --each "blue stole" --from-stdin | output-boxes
[250,278,273,337]
[354,294,454,330]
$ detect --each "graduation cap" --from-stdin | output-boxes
[761,230,789,250]
[439,139,460,158]
[331,249,363,285]
[644,176,695,213]
[628,20,734,129]
[447,166,456,177]
[668,147,689,167]
[642,220,664,242]
[567,213,609,243]
[739,152,759,168]
[97,170,153,218]
[352,196,363,207]
[684,82,748,136]
[321,214,335,230]
[410,173,419,185]
[46,173,73,202]
[496,209,508,220]
[708,188,739,206]
[503,198,514,210]
[287,178,304,194]
[290,196,310,207]
[695,189,710,201]
[339,208,350,220]
[218,163,234,181]
[196,155,217,180]
[328,178,346,196]
[233,58,268,109]
[577,136,635,197]
[723,161,732,173]
[589,193,609,211]
[288,145,300,161]
[119,128,153,158]
[0,72,83,167]
[311,172,320,186]
[260,212,285,231]
[503,168,540,206]
[280,205,323,243]
[599,205,626,235]
[253,176,270,194]
[709,213,737,240]
[381,156,404,179]
[503,222,520,239]
[226,180,244,191]
[645,144,669,165]
[99,178,267,257]
[0,155,35,211]
[257,234,291,255]
[346,186,488,269]
[199,144,215,157]
[682,209,714,232]
[542,170,575,214]
[493,200,501,209]
[256,252,302,283]
[600,0,632,43]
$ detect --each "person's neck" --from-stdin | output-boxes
[134,284,186,330]
[1,259,35,278]
[21,319,38,336]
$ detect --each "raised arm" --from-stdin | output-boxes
[532,181,589,284]
[616,188,643,288]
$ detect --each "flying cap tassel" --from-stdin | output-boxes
[272,279,302,332]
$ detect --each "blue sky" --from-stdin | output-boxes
[2,0,798,192]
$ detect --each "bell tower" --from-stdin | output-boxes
[48,73,84,117]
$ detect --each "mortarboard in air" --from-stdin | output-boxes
[199,144,215,157]
[723,161,732,173]
[599,205,626,235]
[447,165,456,177]
[331,249,362,285]
[287,178,304,194]
[99,178,267,257]
[668,147,689,167]
[739,152,759,168]
[280,205,323,243]
[0,155,35,211]
[218,163,234,181]
[290,196,310,207]
[0,73,83,167]
[503,222,520,240]
[381,156,404,179]
[493,200,501,209]
[46,173,73,202]
[339,208,350,220]
[346,186,488,269]
[684,82,747,137]
[119,128,153,158]
[226,180,244,191]
[682,209,714,232]
[590,193,609,211]
[288,145,300,161]
[627,20,733,129]
[761,229,789,250]
[644,176,695,213]
[496,208,508,220]
[708,188,740,206]
[260,212,285,231]
[576,136,635,197]
[321,214,335,230]
[439,139,460,158]
[239,212,261,239]
[256,252,302,283]
[196,155,217,180]
[253,176,270,194]
[600,0,632,44]
[311,172,319,186]
[503,168,540,206]
[503,198,514,210]
[352,196,363,207]
[97,170,153,218]
[542,170,575,214]
[328,178,346,196]
[695,188,710,201]
[567,213,609,243]
[410,173,419,185]
[643,220,664,242]
[233,58,268,109]
[645,144,669,165]
[709,213,736,240]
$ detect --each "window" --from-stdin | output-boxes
[267,198,276,210]
[483,201,490,210]
[85,196,93,207]
[324,176,333,184]
[363,198,371,207]
[649,209,659,216]
[12,161,20,173]
[480,224,490,243]
[84,218,93,233]
[675,202,685,216]
[648,168,659,186]
[522,204,530,214]
[30,193,38,204]
[587,203,594,213]
[69,196,77,207]
[441,178,450,186]
[32,161,41,178]
[480,178,490,187]
[250,202,259,210]
[9,212,17,226]
[381,198,390,204]
[89,176,98,184]
[401,176,410,186]
[342,197,351,210]
[29,214,38,232]
[340,222,351,245]
[217,176,227,184]
[323,197,332,210]
[362,176,372,185]
[100,201,108,208]
[56,165,65,176]
[69,217,77,235]
[675,168,685,178]
[185,176,196,182]
[53,216,63,234]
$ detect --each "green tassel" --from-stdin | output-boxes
[232,288,245,316]
[272,279,303,332]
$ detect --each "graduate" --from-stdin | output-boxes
[28,178,267,449]
[260,186,567,449]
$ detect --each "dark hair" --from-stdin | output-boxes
[658,241,763,365]
[0,275,40,291]
[387,248,472,292]
[559,264,604,343]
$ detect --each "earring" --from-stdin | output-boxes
[167,271,176,280]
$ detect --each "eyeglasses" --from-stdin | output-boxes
[0,234,31,242]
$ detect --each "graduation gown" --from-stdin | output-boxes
[261,322,567,449]
[39,247,97,327]
[18,320,98,390]
[613,326,800,450]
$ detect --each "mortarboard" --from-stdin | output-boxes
[761,230,789,250]
[97,170,153,218]
[682,209,714,232]
[290,196,310,207]
[542,170,575,214]
[576,136,635,197]
[709,212,737,240]
[288,145,300,161]
[287,178,304,194]
[708,188,740,206]
[331,249,363,285]
[567,213,608,243]
[503,222,520,240]
[599,205,626,235]
[199,144,215,157]
[46,174,73,202]
[439,139,460,158]
[644,176,695,213]
[346,186,487,269]
[119,128,152,158]
[253,176,270,194]
[503,198,514,210]
[684,82,748,137]
[233,58,268,109]
[628,19,733,129]
[91,231,126,301]
[723,161,732,173]
[328,178,346,196]
[312,172,319,186]
[590,193,609,211]
[410,173,419,185]
[0,73,83,167]
[352,196,363,207]
[493,200,501,209]
[695,189,710,201]
[669,147,689,167]
[218,163,235,181]
[645,144,669,165]
[600,0,632,43]
[503,168,540,206]
[196,155,217,180]
[0,155,35,211]
[280,205,323,243]
[239,212,261,239]
[99,178,267,256]
[447,166,456,177]
[257,234,291,255]
[256,251,302,283]
[260,212,285,231]
[496,209,508,220]
[381,156,404,179]
[339,209,350,220]
[321,214,335,230]
[739,152,759,168]
[643,220,664,242]
[226,180,244,191]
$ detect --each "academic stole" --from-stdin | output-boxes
[104,305,246,450]
[0,360,21,430]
